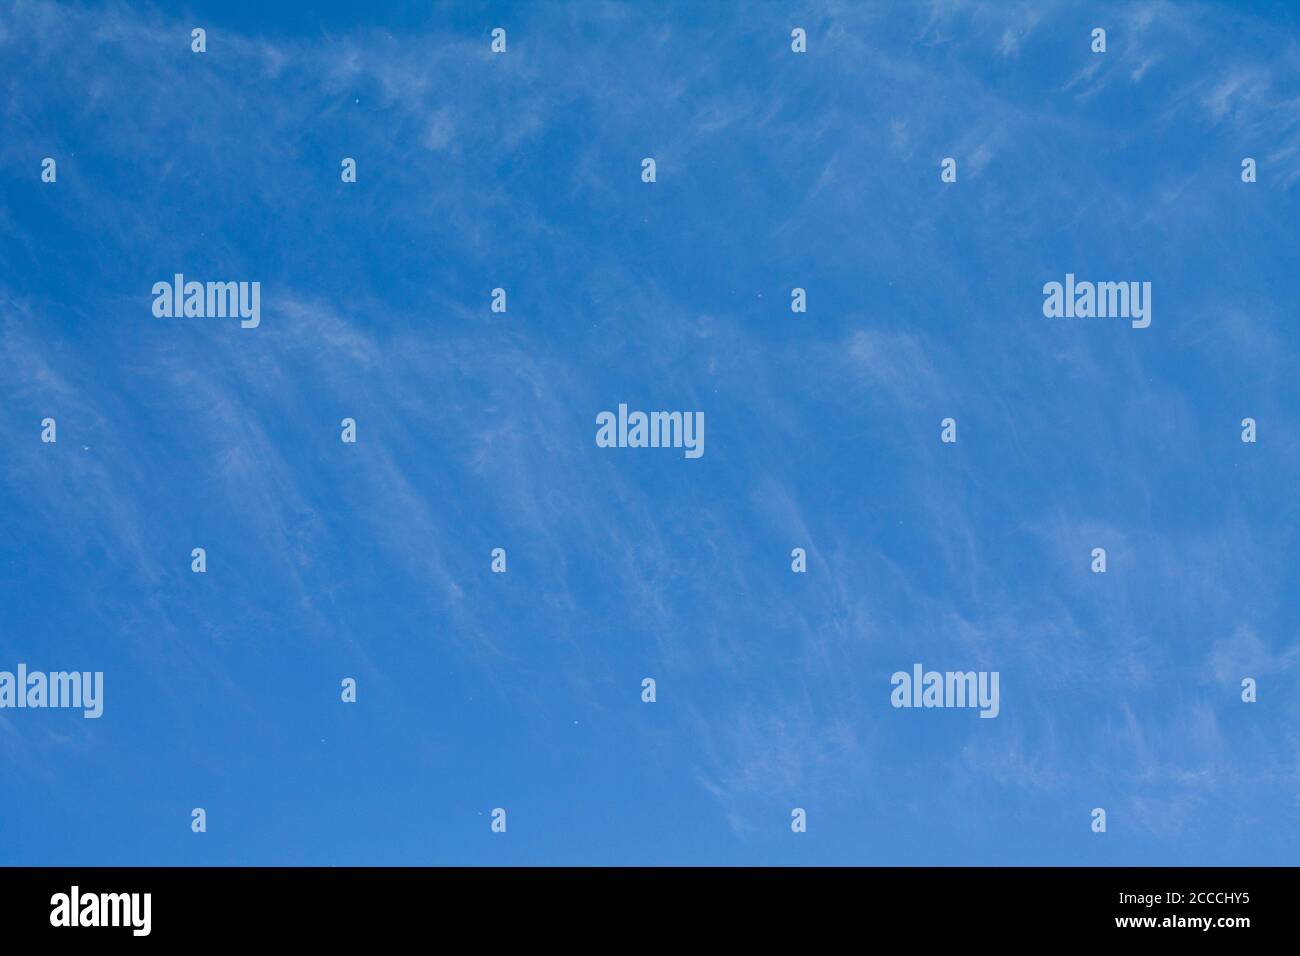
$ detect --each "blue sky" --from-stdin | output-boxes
[2,0,1298,866]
